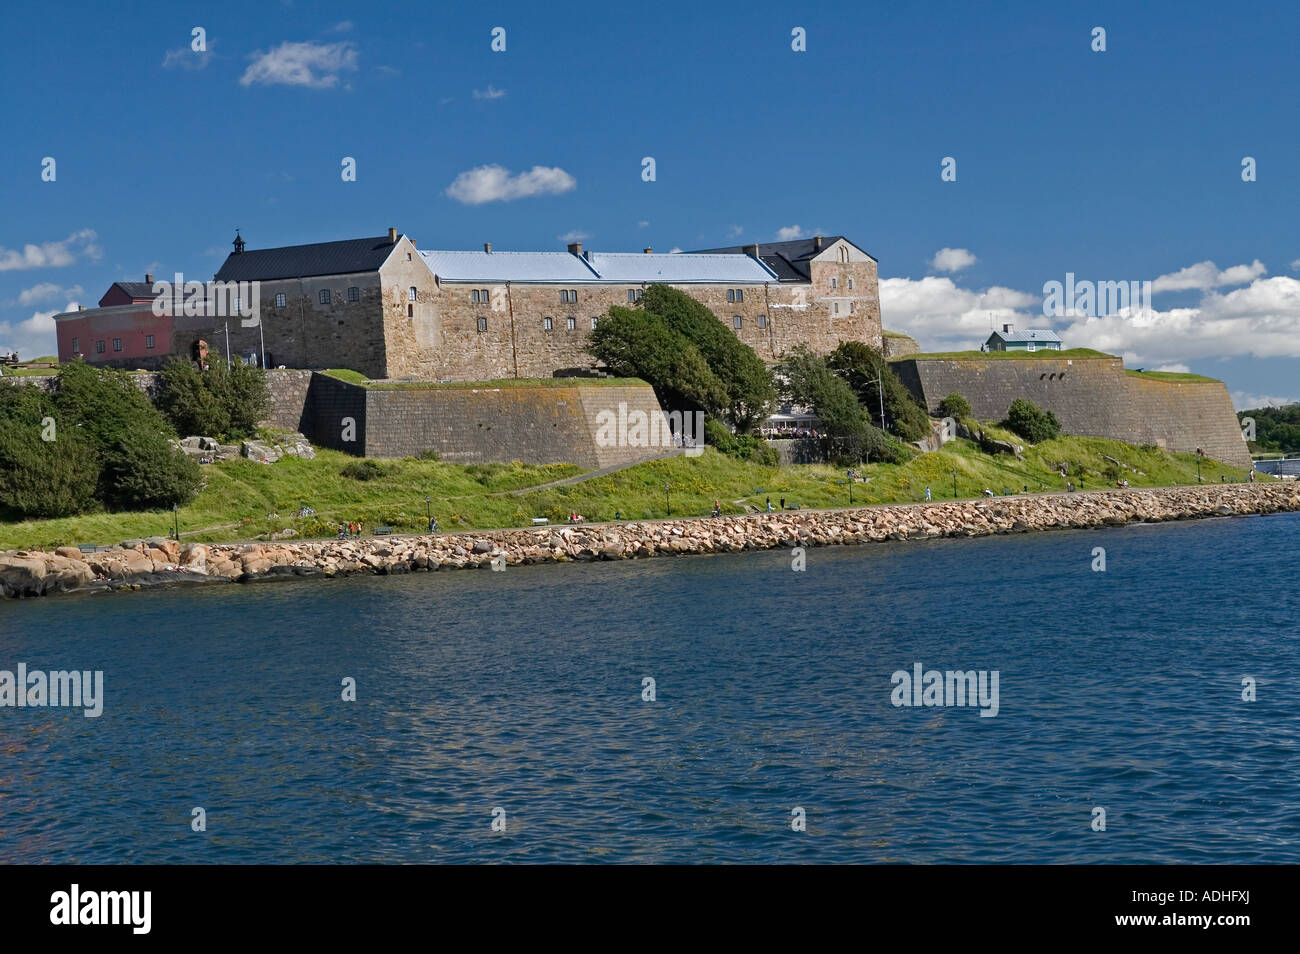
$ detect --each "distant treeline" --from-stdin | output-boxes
[1239,404,1300,453]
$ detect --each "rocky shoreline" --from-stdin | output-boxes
[3,483,1297,599]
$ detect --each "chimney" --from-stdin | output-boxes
[145,273,153,284]
[1003,323,1014,333]
[484,242,492,253]
[744,243,760,258]
[567,242,583,256]
[410,238,416,249]
[388,227,398,244]
[812,235,823,251]
[643,248,653,254]
[78,305,85,311]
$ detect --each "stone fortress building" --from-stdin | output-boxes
[54,229,883,380]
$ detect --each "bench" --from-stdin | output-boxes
[77,544,97,554]
[373,526,393,535]
[531,517,549,525]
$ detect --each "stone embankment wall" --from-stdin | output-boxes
[891,355,1251,468]
[4,483,1296,598]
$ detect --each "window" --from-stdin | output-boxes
[727,289,745,303]
[833,302,840,315]
[347,287,359,302]
[726,289,734,302]
[407,304,413,317]
[112,338,122,352]
[71,337,78,353]
[831,277,838,289]
[472,288,489,303]
[481,288,489,302]
[145,334,155,349]
[848,278,855,290]
[408,286,417,302]
[839,247,849,263]
[850,302,856,314]
[627,289,644,303]
[757,315,767,329]
[566,317,576,330]
[476,317,488,332]
[275,292,287,307]
[591,317,599,329]
[472,289,481,303]
[544,317,553,331]
[319,289,331,305]
[561,289,579,304]
[95,340,105,354]
[733,316,743,329]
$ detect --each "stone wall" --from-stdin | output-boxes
[882,332,919,359]
[892,355,1251,467]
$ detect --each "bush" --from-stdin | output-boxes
[340,459,388,481]
[704,418,779,466]
[100,429,201,510]
[0,386,100,518]
[1005,398,1061,443]
[157,353,270,441]
[937,393,972,419]
[825,340,931,441]
[416,449,441,462]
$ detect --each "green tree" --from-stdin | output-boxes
[825,340,931,441]
[937,392,972,419]
[157,352,270,441]
[776,346,895,464]
[1005,397,1061,443]
[639,285,776,431]
[588,306,729,414]
[0,385,99,518]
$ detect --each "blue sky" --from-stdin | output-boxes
[3,0,1298,407]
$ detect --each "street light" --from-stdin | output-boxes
[425,494,431,520]
[1196,448,1203,483]
[847,469,853,505]
[664,482,671,517]
[172,502,179,541]
[951,468,958,499]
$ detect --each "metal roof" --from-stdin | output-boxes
[988,329,1061,344]
[214,235,401,282]
[688,236,876,282]
[106,282,156,299]
[420,249,779,284]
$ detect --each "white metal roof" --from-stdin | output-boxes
[420,249,779,284]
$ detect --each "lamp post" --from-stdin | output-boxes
[951,468,958,499]
[847,470,853,505]
[172,502,179,541]
[425,494,430,521]
[665,482,671,517]
[1196,448,1203,483]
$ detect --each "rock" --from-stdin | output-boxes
[55,546,83,560]
[241,440,283,463]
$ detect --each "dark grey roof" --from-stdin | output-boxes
[214,235,401,282]
[111,282,156,299]
[687,236,873,282]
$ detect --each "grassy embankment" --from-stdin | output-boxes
[0,427,1259,551]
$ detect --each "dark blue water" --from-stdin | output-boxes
[2,513,1298,863]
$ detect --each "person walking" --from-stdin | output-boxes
[924,486,931,502]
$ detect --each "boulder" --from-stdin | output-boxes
[241,440,283,463]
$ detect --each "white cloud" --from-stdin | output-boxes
[17,282,83,306]
[557,230,590,243]
[472,85,507,100]
[637,221,650,229]
[1152,259,1266,293]
[879,275,1039,351]
[775,225,808,241]
[445,164,576,204]
[1291,259,1300,271]
[0,230,99,272]
[329,20,354,33]
[1151,363,1191,373]
[727,225,743,239]
[0,300,79,359]
[1232,391,1299,410]
[930,247,978,273]
[240,41,357,88]
[163,46,212,70]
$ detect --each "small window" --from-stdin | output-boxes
[407,304,413,317]
[71,337,79,353]
[145,334,155,349]
[560,290,569,303]
[348,287,359,302]
[727,289,735,302]
[850,302,856,313]
[848,277,855,290]
[544,317,553,331]
[566,317,576,330]
[275,292,287,307]
[839,247,849,263]
[831,277,838,289]
[591,317,599,329]
[736,289,744,303]
[833,302,839,315]
[733,316,743,329]
[757,315,767,329]
[408,286,417,302]
[627,290,636,303]
[319,289,331,305]
[477,317,488,332]
[95,340,105,354]
[471,289,480,303]
[480,288,489,302]
[112,338,122,352]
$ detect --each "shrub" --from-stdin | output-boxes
[416,449,441,462]
[1005,398,1061,443]
[0,386,100,518]
[704,418,779,466]
[157,353,270,441]
[100,429,202,510]
[825,340,931,441]
[937,393,972,419]
[340,459,387,481]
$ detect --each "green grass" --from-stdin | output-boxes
[890,348,1115,362]
[321,368,368,384]
[1125,369,1220,383]
[0,429,1262,551]
[882,330,915,339]
[364,376,647,390]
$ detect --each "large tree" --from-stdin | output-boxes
[825,340,931,441]
[776,346,895,464]
[588,306,729,414]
